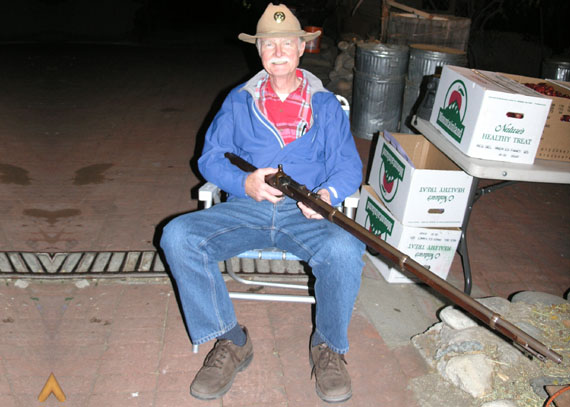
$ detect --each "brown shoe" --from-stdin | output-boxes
[190,326,253,400]
[310,343,352,403]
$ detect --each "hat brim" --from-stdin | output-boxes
[238,30,321,44]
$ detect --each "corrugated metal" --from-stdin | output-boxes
[407,44,467,85]
[401,44,467,133]
[352,43,408,139]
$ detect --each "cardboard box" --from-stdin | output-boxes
[499,74,570,162]
[356,186,461,283]
[430,66,552,164]
[369,133,473,227]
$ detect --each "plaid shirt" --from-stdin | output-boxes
[256,69,312,146]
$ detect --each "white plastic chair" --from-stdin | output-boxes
[194,184,359,353]
[198,183,360,298]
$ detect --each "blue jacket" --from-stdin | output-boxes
[198,69,362,207]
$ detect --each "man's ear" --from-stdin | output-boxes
[299,41,306,57]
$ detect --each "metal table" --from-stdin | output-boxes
[413,116,570,294]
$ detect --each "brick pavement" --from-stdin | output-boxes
[0,274,428,407]
[0,39,569,406]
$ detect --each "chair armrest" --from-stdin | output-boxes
[335,94,350,118]
[198,182,221,209]
[342,189,360,219]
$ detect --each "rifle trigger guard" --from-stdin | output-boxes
[327,208,338,222]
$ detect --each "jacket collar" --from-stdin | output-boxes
[240,68,328,97]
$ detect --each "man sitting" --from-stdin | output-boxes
[160,3,365,403]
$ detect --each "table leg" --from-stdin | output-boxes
[457,177,480,294]
[457,179,519,294]
[475,181,519,202]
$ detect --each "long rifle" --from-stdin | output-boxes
[224,152,563,364]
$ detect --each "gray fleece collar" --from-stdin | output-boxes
[240,68,328,97]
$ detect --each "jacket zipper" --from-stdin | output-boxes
[251,99,285,149]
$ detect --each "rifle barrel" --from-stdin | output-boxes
[224,152,563,364]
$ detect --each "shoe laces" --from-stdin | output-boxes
[312,344,347,378]
[204,340,239,369]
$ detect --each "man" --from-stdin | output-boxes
[160,3,365,403]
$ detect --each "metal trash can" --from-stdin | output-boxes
[351,43,408,140]
[400,44,467,133]
[542,58,570,81]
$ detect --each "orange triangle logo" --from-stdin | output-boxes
[38,373,66,402]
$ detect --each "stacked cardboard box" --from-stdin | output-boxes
[355,132,473,283]
[429,66,553,164]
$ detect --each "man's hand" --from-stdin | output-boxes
[298,188,330,220]
[245,168,283,203]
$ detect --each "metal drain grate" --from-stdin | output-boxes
[0,251,166,277]
[0,252,307,278]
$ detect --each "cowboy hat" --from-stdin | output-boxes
[238,3,321,44]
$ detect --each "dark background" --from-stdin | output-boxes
[0,0,568,77]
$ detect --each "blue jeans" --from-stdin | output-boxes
[160,197,365,354]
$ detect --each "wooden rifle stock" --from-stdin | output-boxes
[224,152,563,364]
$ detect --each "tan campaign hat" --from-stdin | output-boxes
[238,3,321,44]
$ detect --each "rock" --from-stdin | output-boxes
[75,279,90,288]
[441,326,505,351]
[329,67,353,81]
[411,322,444,368]
[343,56,355,70]
[479,400,518,407]
[476,297,512,315]
[444,354,494,398]
[434,340,483,360]
[440,306,478,330]
[511,291,568,306]
[410,296,569,406]
[496,343,525,365]
[334,52,353,71]
[338,40,350,52]
[14,279,29,289]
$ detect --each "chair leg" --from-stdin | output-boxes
[225,258,315,303]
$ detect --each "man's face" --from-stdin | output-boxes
[259,37,305,79]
